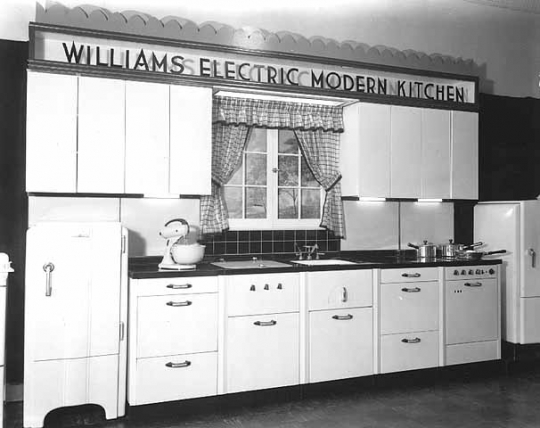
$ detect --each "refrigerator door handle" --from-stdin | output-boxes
[529,248,536,268]
[43,263,55,296]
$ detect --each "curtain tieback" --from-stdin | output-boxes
[321,173,342,192]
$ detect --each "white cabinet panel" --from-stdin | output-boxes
[169,85,212,195]
[26,72,77,192]
[380,330,439,373]
[451,111,478,200]
[309,307,373,383]
[226,313,299,393]
[341,103,391,197]
[137,293,218,358]
[421,109,450,199]
[78,77,125,193]
[125,81,170,194]
[307,269,372,310]
[391,106,422,198]
[380,267,439,283]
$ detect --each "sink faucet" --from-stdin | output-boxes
[304,244,319,260]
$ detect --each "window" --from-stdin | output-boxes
[224,129,323,230]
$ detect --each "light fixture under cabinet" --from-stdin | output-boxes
[417,198,443,203]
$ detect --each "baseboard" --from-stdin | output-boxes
[6,382,22,402]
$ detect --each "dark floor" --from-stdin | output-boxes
[8,363,540,428]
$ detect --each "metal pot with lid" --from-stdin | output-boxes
[408,240,437,259]
[440,240,483,258]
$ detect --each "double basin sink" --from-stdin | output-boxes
[211,258,359,270]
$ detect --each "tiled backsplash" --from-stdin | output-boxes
[200,229,341,256]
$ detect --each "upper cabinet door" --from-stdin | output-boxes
[26,72,77,192]
[421,109,451,199]
[78,76,126,193]
[451,111,478,200]
[391,106,422,198]
[125,81,170,195]
[169,85,212,195]
[340,103,391,198]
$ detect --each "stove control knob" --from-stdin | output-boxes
[476,269,482,275]
[461,269,467,275]
[453,269,460,276]
[489,268,495,275]
[468,269,474,275]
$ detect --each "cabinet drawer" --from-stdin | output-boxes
[380,331,439,373]
[133,276,218,296]
[226,273,299,316]
[133,352,217,405]
[308,270,372,310]
[380,281,439,334]
[137,294,218,358]
[380,268,439,283]
[226,313,299,393]
[309,307,373,383]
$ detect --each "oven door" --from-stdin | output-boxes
[445,278,498,344]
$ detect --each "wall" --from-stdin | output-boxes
[2,0,539,98]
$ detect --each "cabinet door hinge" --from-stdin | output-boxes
[120,321,125,341]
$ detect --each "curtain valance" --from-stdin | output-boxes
[213,96,344,133]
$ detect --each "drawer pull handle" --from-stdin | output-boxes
[254,320,277,327]
[166,284,192,289]
[250,285,256,291]
[402,273,421,278]
[401,287,421,293]
[342,287,348,303]
[401,337,421,344]
[332,314,353,321]
[166,300,192,307]
[264,284,269,290]
[165,361,191,368]
[464,282,482,287]
[277,283,283,290]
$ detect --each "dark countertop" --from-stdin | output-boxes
[129,250,503,279]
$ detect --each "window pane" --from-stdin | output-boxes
[278,188,298,219]
[246,128,267,152]
[246,153,267,185]
[228,161,242,185]
[278,155,298,186]
[301,157,318,187]
[246,187,267,219]
[224,186,243,219]
[301,189,321,219]
[278,130,299,154]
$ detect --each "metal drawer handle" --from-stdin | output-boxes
[464,282,482,287]
[166,300,192,307]
[401,337,421,344]
[166,284,192,289]
[254,320,277,327]
[332,314,353,321]
[165,361,191,368]
[402,273,421,278]
[43,263,55,297]
[401,287,421,293]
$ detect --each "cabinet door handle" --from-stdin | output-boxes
[166,283,192,289]
[401,287,421,293]
[332,314,353,321]
[43,263,55,297]
[166,300,192,307]
[165,361,191,368]
[402,273,421,278]
[342,286,348,303]
[529,248,536,268]
[254,320,277,327]
[401,337,421,344]
[464,282,482,287]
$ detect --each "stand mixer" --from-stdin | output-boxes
[158,218,191,270]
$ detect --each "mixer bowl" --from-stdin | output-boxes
[171,243,206,265]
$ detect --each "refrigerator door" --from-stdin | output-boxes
[25,222,122,361]
[521,200,540,297]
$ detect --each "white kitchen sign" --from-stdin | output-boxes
[33,30,476,104]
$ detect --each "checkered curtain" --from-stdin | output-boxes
[200,123,251,234]
[295,130,345,238]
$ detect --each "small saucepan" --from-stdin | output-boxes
[408,241,438,259]
[456,249,506,261]
[440,240,483,258]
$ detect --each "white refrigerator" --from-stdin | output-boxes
[24,222,128,428]
[474,200,540,345]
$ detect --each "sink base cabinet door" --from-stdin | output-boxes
[309,308,373,383]
[226,313,300,394]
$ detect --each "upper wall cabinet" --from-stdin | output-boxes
[125,81,170,195]
[78,77,126,193]
[169,85,213,196]
[341,103,391,198]
[26,72,77,193]
[451,111,478,200]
